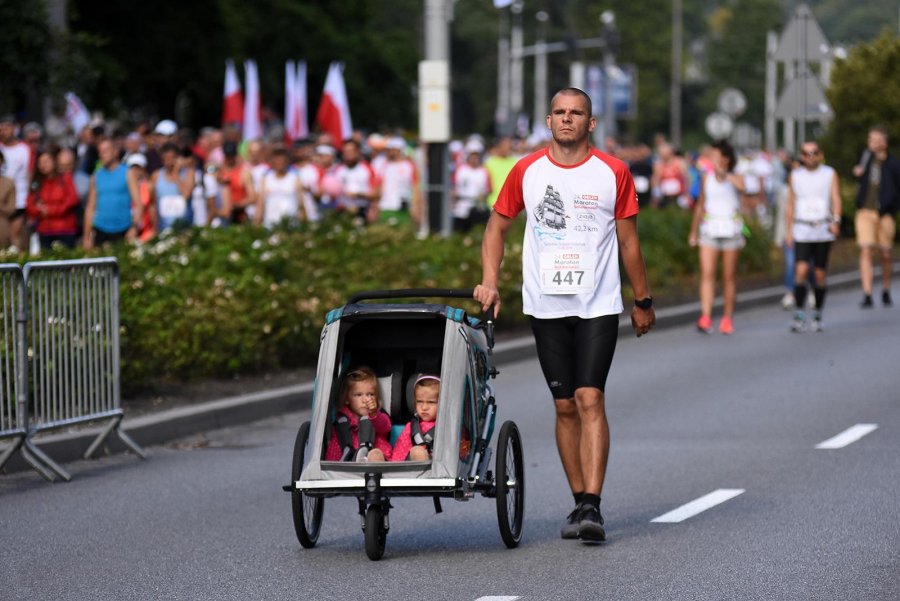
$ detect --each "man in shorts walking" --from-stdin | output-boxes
[852,125,900,307]
[785,140,842,331]
[475,87,655,542]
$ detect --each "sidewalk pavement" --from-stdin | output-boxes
[1,265,888,476]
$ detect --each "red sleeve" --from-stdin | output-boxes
[25,186,39,220]
[594,150,639,220]
[390,423,413,462]
[372,410,392,436]
[44,176,79,217]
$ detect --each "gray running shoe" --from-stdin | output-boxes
[561,505,581,539]
[809,314,823,332]
[578,504,606,542]
[790,312,806,333]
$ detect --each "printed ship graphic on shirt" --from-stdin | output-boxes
[534,184,566,230]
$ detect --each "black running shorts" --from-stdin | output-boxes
[795,241,832,269]
[529,314,619,399]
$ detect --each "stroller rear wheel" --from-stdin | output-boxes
[495,420,525,548]
[291,421,324,548]
[364,505,388,560]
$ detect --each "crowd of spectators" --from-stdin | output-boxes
[0,111,799,255]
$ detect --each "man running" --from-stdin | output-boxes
[785,140,842,332]
[475,87,655,542]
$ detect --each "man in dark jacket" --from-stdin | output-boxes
[852,125,900,307]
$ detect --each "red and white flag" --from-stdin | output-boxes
[285,60,308,142]
[222,59,244,127]
[315,62,352,145]
[64,92,90,134]
[243,59,262,141]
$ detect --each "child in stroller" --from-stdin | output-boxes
[325,367,393,462]
[391,374,440,461]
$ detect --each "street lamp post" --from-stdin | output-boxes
[600,10,618,141]
[533,10,549,131]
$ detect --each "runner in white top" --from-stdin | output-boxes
[785,140,842,332]
[374,137,420,225]
[257,146,303,228]
[293,142,320,222]
[0,116,32,249]
[688,140,747,335]
[475,87,654,543]
[334,139,377,222]
[452,140,491,232]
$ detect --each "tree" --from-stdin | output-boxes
[821,29,900,173]
[0,0,52,117]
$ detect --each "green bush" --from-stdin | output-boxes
[5,209,771,395]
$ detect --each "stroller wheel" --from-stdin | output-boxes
[495,420,525,548]
[364,505,388,560]
[291,421,324,548]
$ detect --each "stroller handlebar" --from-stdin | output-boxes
[346,288,496,350]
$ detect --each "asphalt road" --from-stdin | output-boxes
[2,285,899,601]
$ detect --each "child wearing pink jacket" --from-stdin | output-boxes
[392,375,440,461]
[325,367,393,462]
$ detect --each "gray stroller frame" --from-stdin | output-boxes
[285,289,525,560]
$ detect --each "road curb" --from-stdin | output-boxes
[4,264,893,476]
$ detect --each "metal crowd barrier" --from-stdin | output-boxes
[0,265,30,474]
[0,258,145,482]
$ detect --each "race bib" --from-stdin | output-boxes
[660,178,681,196]
[539,251,596,295]
[795,196,828,222]
[704,215,740,238]
[159,195,187,219]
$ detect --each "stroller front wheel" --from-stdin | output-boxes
[364,505,388,560]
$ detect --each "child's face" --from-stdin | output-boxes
[347,380,377,417]
[414,385,439,422]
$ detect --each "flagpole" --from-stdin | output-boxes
[422,0,452,237]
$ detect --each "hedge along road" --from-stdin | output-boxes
[2,284,899,601]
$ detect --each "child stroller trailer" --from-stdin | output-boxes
[286,288,525,560]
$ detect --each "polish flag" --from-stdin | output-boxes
[285,60,308,142]
[64,91,90,134]
[222,59,244,127]
[243,59,262,141]
[315,62,352,145]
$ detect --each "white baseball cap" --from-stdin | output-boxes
[385,137,405,150]
[126,153,147,168]
[315,145,336,156]
[154,119,178,136]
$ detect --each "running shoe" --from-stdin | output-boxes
[780,292,796,311]
[696,315,713,334]
[790,312,806,333]
[718,316,734,335]
[809,314,823,332]
[883,291,893,307]
[578,503,606,542]
[561,505,582,539]
[861,295,874,308]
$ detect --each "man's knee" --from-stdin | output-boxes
[554,397,578,421]
[574,387,606,417]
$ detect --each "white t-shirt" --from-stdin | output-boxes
[191,171,220,226]
[790,165,835,242]
[296,162,320,222]
[335,160,376,210]
[494,148,638,319]
[0,141,31,209]
[700,173,743,239]
[262,168,300,227]
[735,158,761,195]
[453,163,490,218]
[377,158,417,211]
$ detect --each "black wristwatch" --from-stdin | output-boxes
[634,296,653,310]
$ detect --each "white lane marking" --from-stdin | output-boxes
[475,597,521,601]
[815,423,878,449]
[651,488,745,523]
